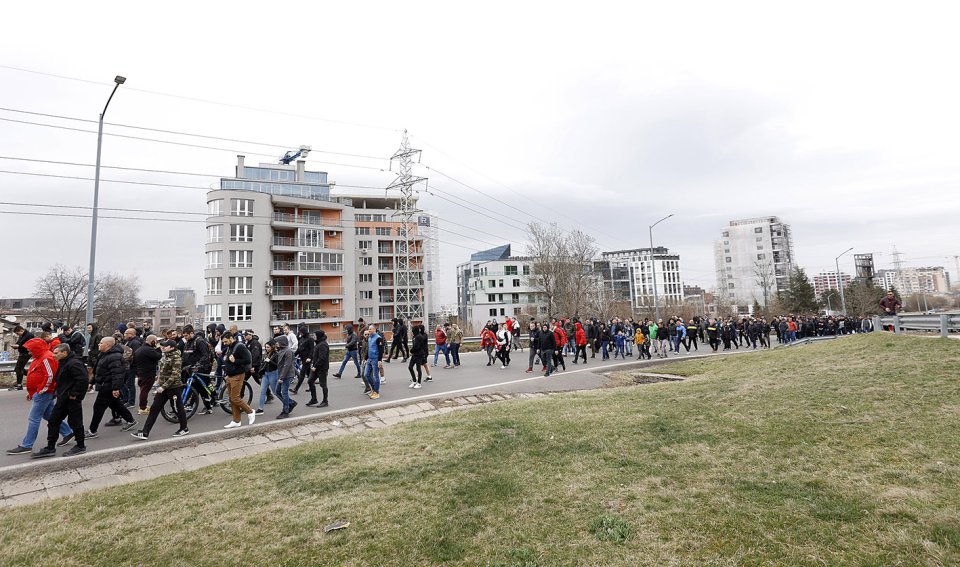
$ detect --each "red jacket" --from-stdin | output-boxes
[481,328,496,348]
[25,338,58,398]
[505,318,514,333]
[553,327,566,348]
[575,322,587,346]
[434,328,447,345]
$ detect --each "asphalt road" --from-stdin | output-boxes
[0,346,740,468]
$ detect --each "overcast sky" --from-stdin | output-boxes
[2,1,958,307]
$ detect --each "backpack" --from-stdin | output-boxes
[121,344,134,365]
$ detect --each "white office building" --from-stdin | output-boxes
[598,247,684,309]
[714,216,795,312]
[456,245,540,333]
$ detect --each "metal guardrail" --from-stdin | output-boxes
[0,360,15,373]
[877,314,960,337]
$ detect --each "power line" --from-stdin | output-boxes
[423,189,529,233]
[0,116,391,172]
[0,106,388,161]
[0,156,386,189]
[0,64,399,132]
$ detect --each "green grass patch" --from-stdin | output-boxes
[1,333,959,565]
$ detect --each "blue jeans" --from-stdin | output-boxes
[258,370,278,410]
[433,344,450,366]
[450,343,461,366]
[337,350,360,376]
[364,359,380,393]
[672,336,682,353]
[279,374,294,413]
[601,340,609,359]
[22,392,72,449]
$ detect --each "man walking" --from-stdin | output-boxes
[9,325,34,391]
[364,324,385,400]
[30,344,88,457]
[306,330,330,408]
[131,339,189,440]
[7,338,73,455]
[332,325,360,379]
[220,332,256,428]
[275,336,298,419]
[133,335,161,415]
[87,337,138,438]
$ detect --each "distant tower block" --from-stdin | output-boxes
[854,253,875,282]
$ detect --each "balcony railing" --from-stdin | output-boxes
[271,308,344,322]
[272,212,342,228]
[272,236,344,250]
[272,261,343,272]
[272,286,344,296]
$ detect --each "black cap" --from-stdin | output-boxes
[160,339,178,348]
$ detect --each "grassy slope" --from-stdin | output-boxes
[1,334,959,566]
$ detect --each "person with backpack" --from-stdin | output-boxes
[220,331,255,428]
[306,331,330,408]
[130,340,189,440]
[87,337,138,438]
[407,324,429,388]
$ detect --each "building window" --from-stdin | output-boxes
[757,254,766,260]
[230,224,254,242]
[489,308,497,316]
[375,227,391,236]
[227,303,252,322]
[205,303,222,322]
[361,257,372,266]
[208,199,222,216]
[206,250,222,269]
[754,227,763,233]
[359,307,373,317]
[756,236,763,242]
[512,279,520,287]
[354,213,386,222]
[725,257,732,263]
[205,277,222,296]
[511,293,519,303]
[298,251,343,271]
[359,240,372,250]
[488,280,496,288]
[722,231,729,237]
[724,248,730,253]
[498,279,504,287]
[229,250,253,268]
[229,276,253,295]
[231,199,254,217]
[523,265,530,275]
[728,283,735,288]
[504,266,518,275]
[487,294,496,302]
[355,227,370,235]
[207,225,223,243]
[359,274,373,283]
[360,290,373,300]
[757,245,764,250]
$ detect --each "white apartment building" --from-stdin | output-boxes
[456,245,539,333]
[876,267,951,294]
[598,248,683,309]
[714,216,795,312]
[812,272,852,298]
[204,156,432,338]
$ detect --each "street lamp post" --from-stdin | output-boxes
[85,75,126,328]
[649,213,674,323]
[835,246,854,316]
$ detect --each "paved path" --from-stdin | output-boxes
[0,345,761,507]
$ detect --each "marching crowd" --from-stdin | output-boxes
[5,295,894,458]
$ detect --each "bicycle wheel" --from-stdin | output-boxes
[161,387,199,422]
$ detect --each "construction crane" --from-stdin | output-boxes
[279,145,311,165]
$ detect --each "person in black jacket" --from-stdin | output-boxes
[31,344,88,457]
[88,337,137,437]
[220,332,255,428]
[133,335,162,414]
[9,326,34,391]
[292,328,315,395]
[332,325,361,378]
[538,322,557,376]
[58,326,86,359]
[306,330,330,407]
[244,330,271,403]
[387,318,409,363]
[407,324,429,388]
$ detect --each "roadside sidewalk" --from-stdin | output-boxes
[0,391,542,508]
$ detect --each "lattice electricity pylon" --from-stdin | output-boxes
[386,130,427,322]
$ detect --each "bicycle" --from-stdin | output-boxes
[160,371,253,423]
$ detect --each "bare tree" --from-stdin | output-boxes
[754,260,775,308]
[525,222,597,319]
[32,265,141,327]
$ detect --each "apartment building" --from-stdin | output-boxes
[456,245,539,333]
[812,272,852,298]
[598,247,684,309]
[714,216,795,312]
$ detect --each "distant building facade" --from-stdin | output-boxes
[714,216,794,312]
[598,247,683,310]
[812,272,852,298]
[456,245,539,333]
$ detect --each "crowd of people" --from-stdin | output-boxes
[6,294,898,458]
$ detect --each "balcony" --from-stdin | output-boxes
[272,261,343,273]
[270,307,344,325]
[272,236,344,250]
[272,286,344,298]
[272,212,343,228]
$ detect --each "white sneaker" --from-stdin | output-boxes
[413,383,422,389]
[501,365,506,369]
[248,411,256,425]
[408,381,416,388]
[224,421,241,429]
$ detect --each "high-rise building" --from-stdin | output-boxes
[714,216,794,312]
[812,272,852,298]
[598,248,683,309]
[203,156,432,338]
[456,245,539,333]
[876,267,951,294]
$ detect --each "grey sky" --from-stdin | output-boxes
[1,1,958,307]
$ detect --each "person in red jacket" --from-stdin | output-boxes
[573,321,587,364]
[6,338,73,455]
[552,323,567,372]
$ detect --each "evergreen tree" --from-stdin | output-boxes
[779,267,819,314]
